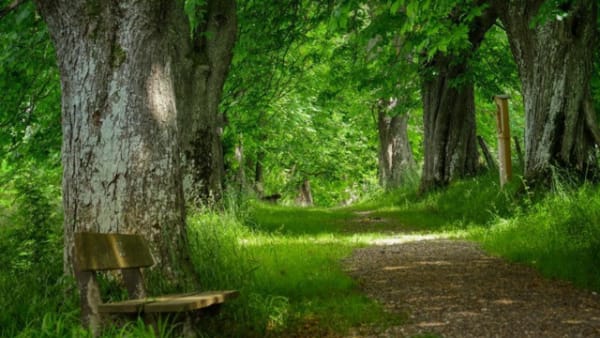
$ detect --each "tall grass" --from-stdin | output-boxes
[185,202,400,337]
[469,184,600,291]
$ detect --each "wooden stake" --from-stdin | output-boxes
[494,95,512,187]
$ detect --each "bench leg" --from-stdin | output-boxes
[183,314,195,338]
[75,271,102,336]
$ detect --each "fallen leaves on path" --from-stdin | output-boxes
[343,239,600,337]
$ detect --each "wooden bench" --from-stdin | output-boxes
[73,232,239,334]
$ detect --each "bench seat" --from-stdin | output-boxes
[97,290,239,313]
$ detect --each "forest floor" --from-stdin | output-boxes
[341,215,600,338]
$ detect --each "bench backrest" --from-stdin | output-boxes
[74,232,155,271]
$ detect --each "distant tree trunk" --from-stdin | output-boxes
[419,8,497,193]
[495,0,600,183]
[377,109,416,190]
[36,0,230,284]
[254,150,265,198]
[179,0,237,204]
[296,178,313,206]
[234,140,245,194]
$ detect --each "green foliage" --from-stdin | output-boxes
[224,3,381,206]
[530,0,572,28]
[184,0,207,36]
[0,1,61,169]
[187,207,256,291]
[388,0,488,59]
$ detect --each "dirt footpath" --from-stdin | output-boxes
[343,238,600,337]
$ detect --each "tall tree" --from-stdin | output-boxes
[331,1,420,190]
[377,101,416,189]
[180,0,237,204]
[417,3,497,192]
[494,0,600,183]
[35,0,235,280]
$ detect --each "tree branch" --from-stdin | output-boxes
[0,0,28,20]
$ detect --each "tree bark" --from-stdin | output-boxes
[420,57,480,192]
[419,7,497,193]
[296,178,313,206]
[377,109,416,190]
[36,0,230,284]
[495,0,600,183]
[179,0,237,205]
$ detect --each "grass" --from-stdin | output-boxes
[187,203,403,337]
[469,184,600,291]
[2,169,600,336]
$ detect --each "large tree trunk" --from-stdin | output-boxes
[378,109,416,190]
[36,1,225,283]
[420,58,479,192]
[419,8,497,193]
[495,0,600,183]
[179,0,237,205]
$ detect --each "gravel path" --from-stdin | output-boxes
[343,238,600,337]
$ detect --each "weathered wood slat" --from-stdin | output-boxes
[97,290,239,313]
[74,232,154,271]
[143,290,239,313]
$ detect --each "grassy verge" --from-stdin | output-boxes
[188,204,403,337]
[355,171,600,293]
[468,185,600,291]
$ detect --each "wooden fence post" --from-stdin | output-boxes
[494,95,512,187]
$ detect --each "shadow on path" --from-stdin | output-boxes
[344,239,600,337]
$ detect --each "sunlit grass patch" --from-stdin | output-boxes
[469,184,600,291]
[186,205,403,337]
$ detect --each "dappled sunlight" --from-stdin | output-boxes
[492,298,517,305]
[383,265,411,271]
[371,233,450,245]
[238,233,371,246]
[416,321,447,328]
[146,63,176,125]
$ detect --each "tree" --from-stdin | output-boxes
[180,0,237,204]
[35,0,235,281]
[327,1,420,191]
[377,101,416,189]
[494,0,600,183]
[414,2,497,192]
